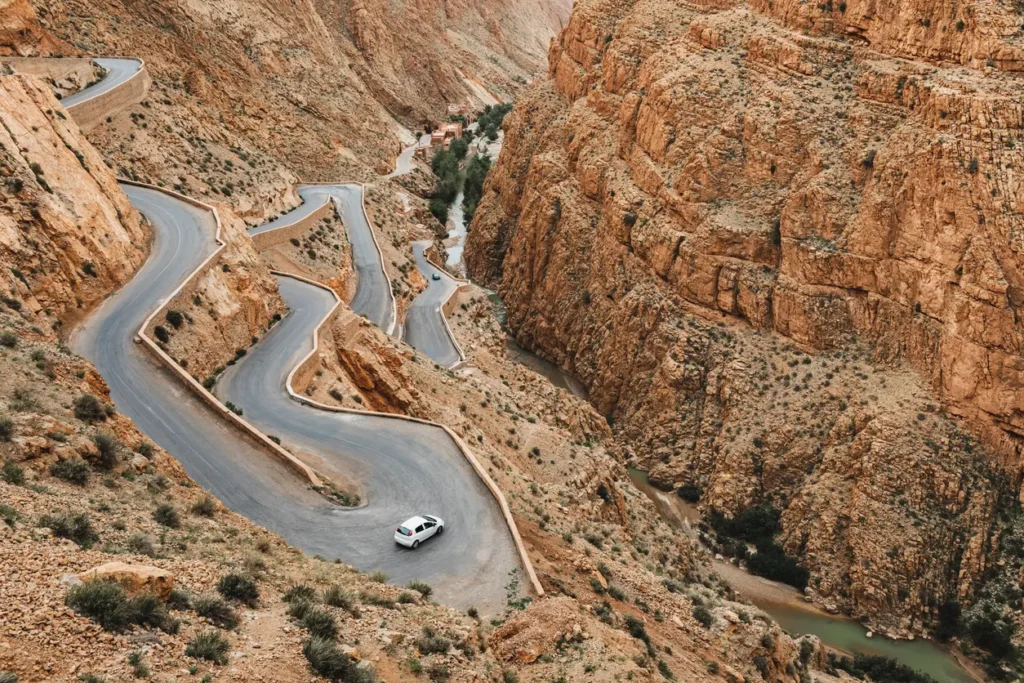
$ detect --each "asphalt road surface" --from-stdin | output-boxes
[73,185,518,613]
[62,58,142,108]
[403,241,462,367]
[385,134,431,179]
[250,184,395,334]
[216,275,518,611]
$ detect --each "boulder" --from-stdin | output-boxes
[77,562,174,601]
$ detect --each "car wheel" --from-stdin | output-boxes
[412,540,420,549]
[436,526,443,535]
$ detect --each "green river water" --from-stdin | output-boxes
[626,468,976,683]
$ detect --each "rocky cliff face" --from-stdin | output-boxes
[467,0,1024,632]
[0,74,147,329]
[6,0,568,185]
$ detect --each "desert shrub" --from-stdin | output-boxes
[407,581,432,598]
[168,588,191,611]
[427,662,450,682]
[0,673,17,683]
[40,511,98,547]
[746,542,810,590]
[301,608,338,640]
[692,605,714,629]
[126,533,157,557]
[607,585,627,601]
[322,585,353,610]
[2,459,24,484]
[192,595,239,629]
[93,432,122,470]
[191,495,217,517]
[284,584,316,603]
[153,325,170,343]
[416,625,451,654]
[66,581,175,633]
[74,394,108,423]
[368,570,387,583]
[136,441,154,459]
[50,458,91,485]
[153,504,180,528]
[66,581,134,631]
[302,636,372,682]
[286,598,314,621]
[0,417,13,442]
[165,310,184,328]
[186,631,230,664]
[217,573,259,606]
[0,504,18,527]
[0,332,17,348]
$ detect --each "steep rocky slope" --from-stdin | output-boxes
[467,0,1024,636]
[2,0,568,186]
[0,73,147,329]
[0,66,847,683]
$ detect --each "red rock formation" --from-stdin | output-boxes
[467,0,1024,631]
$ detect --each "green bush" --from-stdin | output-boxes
[416,625,451,654]
[2,459,24,485]
[322,585,353,610]
[746,542,810,590]
[284,584,317,603]
[93,432,122,470]
[191,495,217,517]
[286,598,313,621]
[73,394,108,423]
[301,607,338,640]
[126,533,156,557]
[0,417,14,442]
[165,310,184,328]
[677,482,702,503]
[217,573,259,606]
[65,581,175,633]
[0,331,18,348]
[407,581,432,598]
[192,595,239,629]
[302,636,372,682]
[153,503,180,528]
[40,511,98,547]
[186,630,230,664]
[0,504,18,527]
[50,458,91,485]
[692,605,714,629]
[607,584,627,601]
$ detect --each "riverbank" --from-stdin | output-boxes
[626,468,980,683]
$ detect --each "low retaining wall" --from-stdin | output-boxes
[69,60,150,132]
[4,56,150,131]
[251,200,333,251]
[117,179,323,488]
[275,269,545,598]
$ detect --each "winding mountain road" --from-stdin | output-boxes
[62,68,524,613]
[252,184,396,334]
[403,241,462,367]
[61,58,142,108]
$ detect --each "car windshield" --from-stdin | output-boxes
[397,526,411,535]
[423,515,436,522]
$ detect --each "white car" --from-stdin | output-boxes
[394,514,445,549]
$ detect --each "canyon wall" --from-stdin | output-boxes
[467,0,1024,632]
[0,74,147,329]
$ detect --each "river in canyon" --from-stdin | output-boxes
[626,468,977,683]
